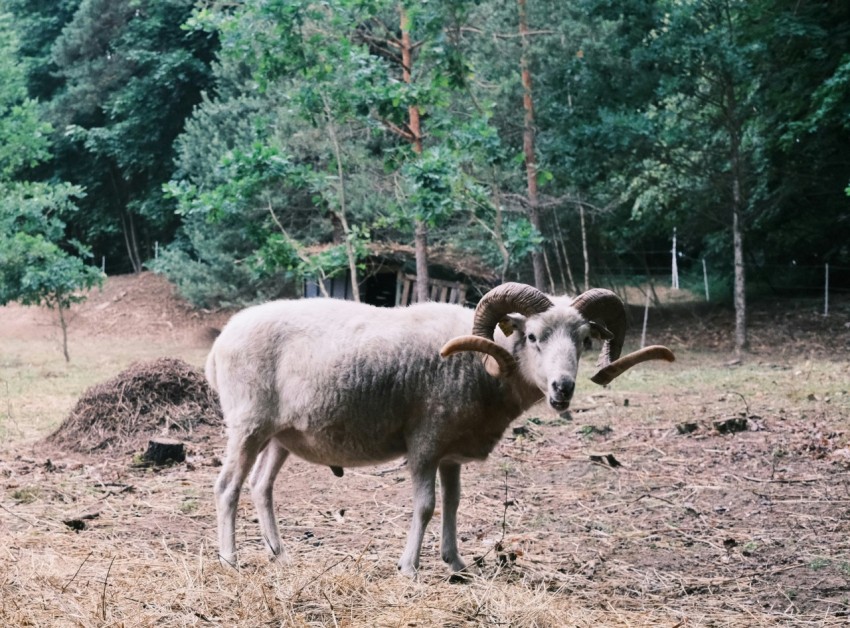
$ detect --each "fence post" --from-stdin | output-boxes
[671,227,679,290]
[101,256,106,274]
[702,258,710,301]
[824,263,829,317]
[640,290,650,349]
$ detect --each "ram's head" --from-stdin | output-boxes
[441,283,674,412]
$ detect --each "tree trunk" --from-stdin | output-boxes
[552,209,577,293]
[401,6,430,302]
[518,0,545,290]
[56,301,70,363]
[323,96,360,302]
[108,165,142,274]
[119,206,143,274]
[727,83,747,354]
[143,438,186,465]
[493,187,510,282]
[579,202,590,292]
[732,204,746,353]
[542,248,555,293]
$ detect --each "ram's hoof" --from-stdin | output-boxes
[397,562,419,578]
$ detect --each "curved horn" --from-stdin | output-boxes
[590,345,675,386]
[571,288,627,367]
[471,282,554,339]
[440,336,517,377]
[440,282,553,378]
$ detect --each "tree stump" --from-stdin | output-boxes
[143,438,186,465]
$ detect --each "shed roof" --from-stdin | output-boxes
[304,241,499,284]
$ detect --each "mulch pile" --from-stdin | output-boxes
[46,357,222,454]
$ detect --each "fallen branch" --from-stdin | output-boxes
[61,551,94,593]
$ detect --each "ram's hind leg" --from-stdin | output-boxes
[439,461,467,572]
[249,438,290,560]
[215,430,268,567]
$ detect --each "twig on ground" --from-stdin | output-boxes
[101,555,115,621]
[0,501,37,526]
[289,554,353,602]
[321,590,340,628]
[61,550,94,593]
[735,474,824,484]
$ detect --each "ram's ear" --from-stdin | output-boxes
[588,321,614,341]
[498,313,527,337]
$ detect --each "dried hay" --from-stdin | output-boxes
[4,288,850,626]
[45,357,222,454]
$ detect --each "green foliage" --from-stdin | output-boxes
[0,230,101,309]
[4,0,849,309]
[33,0,219,268]
[0,14,103,361]
[158,0,500,306]
[0,179,102,314]
[0,12,52,178]
[503,216,543,261]
[151,214,283,309]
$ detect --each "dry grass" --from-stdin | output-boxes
[2,284,850,626]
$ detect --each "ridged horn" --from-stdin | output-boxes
[570,288,627,367]
[471,282,554,339]
[440,336,517,377]
[439,282,553,378]
[590,345,675,386]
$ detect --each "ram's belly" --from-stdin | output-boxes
[274,422,406,467]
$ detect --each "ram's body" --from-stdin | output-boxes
[206,299,538,469]
[207,285,673,574]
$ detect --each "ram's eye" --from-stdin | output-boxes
[527,333,537,343]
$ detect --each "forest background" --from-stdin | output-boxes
[1,0,848,355]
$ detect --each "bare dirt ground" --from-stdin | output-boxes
[1,273,849,626]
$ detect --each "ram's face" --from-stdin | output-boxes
[440,284,674,401]
[503,308,603,412]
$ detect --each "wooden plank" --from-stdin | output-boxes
[401,278,411,306]
[398,273,469,306]
[395,270,405,305]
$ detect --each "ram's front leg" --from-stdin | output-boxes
[438,461,467,572]
[398,460,437,577]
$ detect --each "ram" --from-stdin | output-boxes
[206,282,673,574]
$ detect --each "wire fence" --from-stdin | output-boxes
[590,262,849,322]
[96,243,849,317]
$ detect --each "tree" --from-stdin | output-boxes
[160,0,386,306]
[636,0,799,353]
[3,0,80,101]
[517,0,546,290]
[6,0,837,322]
[0,225,102,362]
[160,0,495,306]
[38,0,218,273]
[352,1,486,301]
[0,12,102,361]
[745,0,850,273]
[400,5,430,302]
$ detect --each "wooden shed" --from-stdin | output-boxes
[303,242,498,307]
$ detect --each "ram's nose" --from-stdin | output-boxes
[548,377,575,412]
